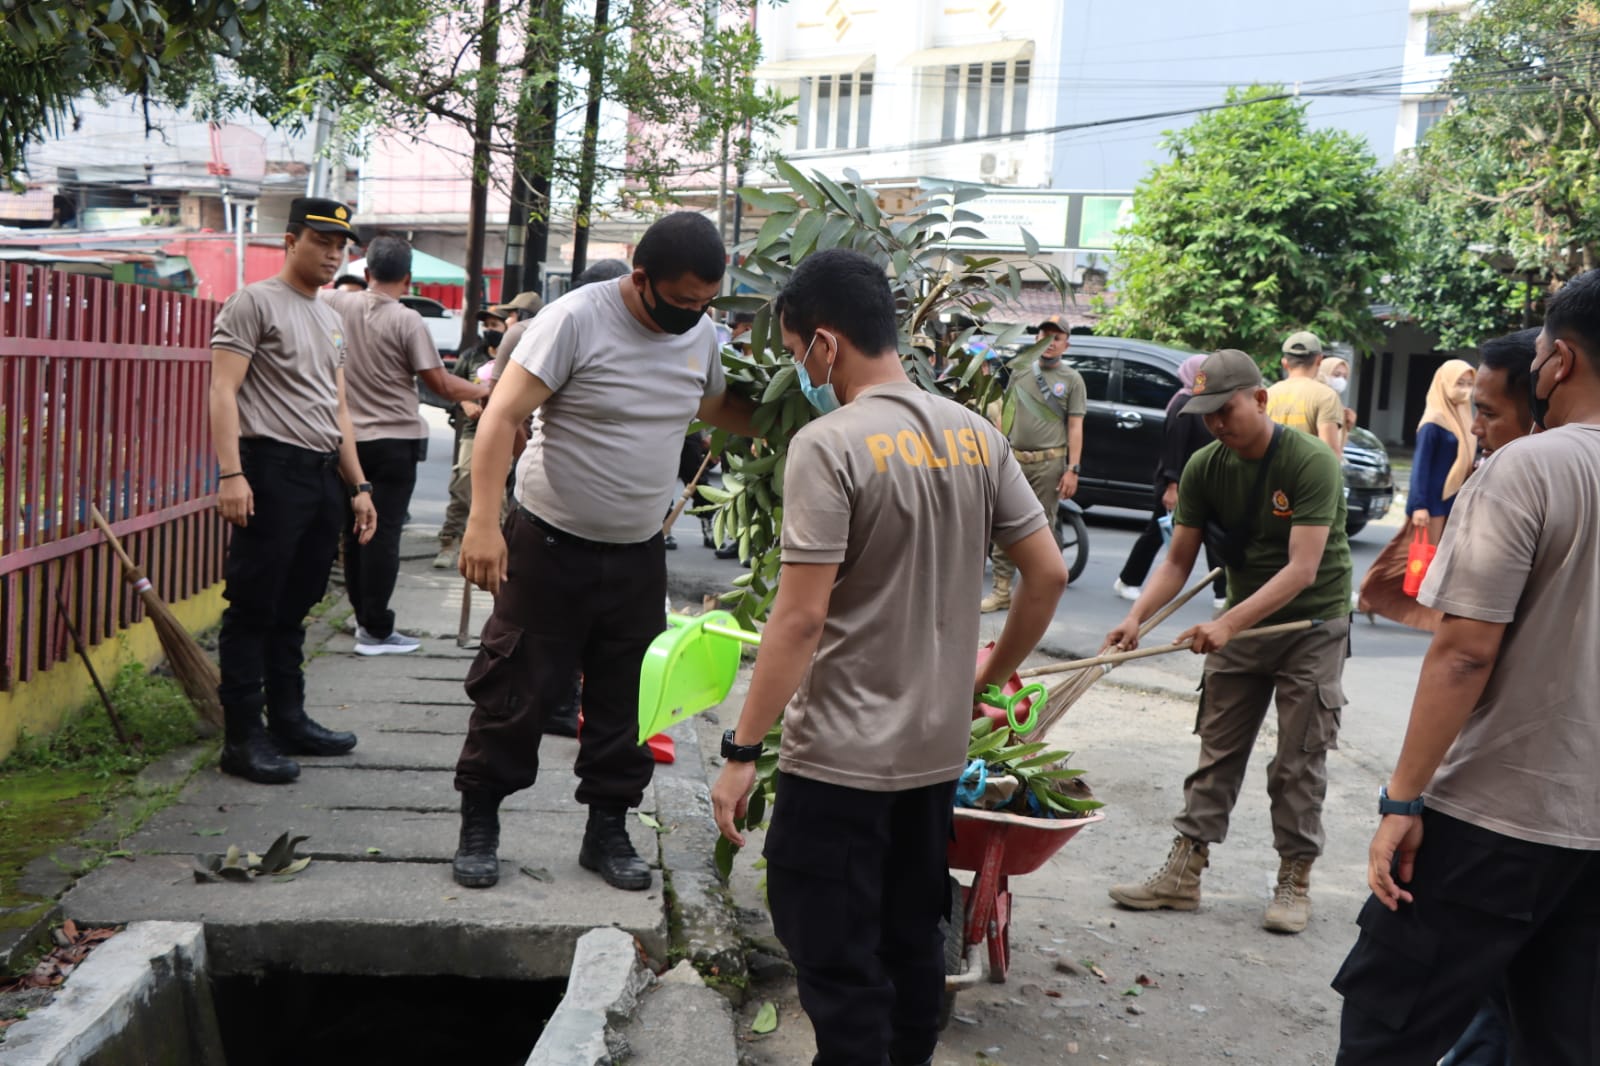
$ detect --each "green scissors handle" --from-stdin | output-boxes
[978,682,1050,734]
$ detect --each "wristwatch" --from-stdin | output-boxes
[1378,786,1424,816]
[348,481,373,499]
[1067,463,1081,474]
[721,730,763,763]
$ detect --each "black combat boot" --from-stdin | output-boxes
[542,673,581,738]
[267,708,358,757]
[452,791,502,888]
[579,805,652,890]
[220,706,300,785]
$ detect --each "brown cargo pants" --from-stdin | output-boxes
[991,455,1064,585]
[1173,615,1350,859]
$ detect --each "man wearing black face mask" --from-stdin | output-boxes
[448,212,757,892]
[436,306,509,568]
[1333,268,1600,1065]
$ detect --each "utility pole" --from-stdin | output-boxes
[306,103,334,198]
[571,0,611,277]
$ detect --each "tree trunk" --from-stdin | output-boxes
[461,0,501,351]
[503,0,559,298]
[571,0,610,277]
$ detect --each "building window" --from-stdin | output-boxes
[793,68,876,152]
[939,58,1031,144]
[1424,12,1458,56]
[1416,98,1448,141]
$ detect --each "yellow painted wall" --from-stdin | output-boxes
[0,585,226,762]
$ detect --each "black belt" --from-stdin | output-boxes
[518,507,657,551]
[240,437,339,468]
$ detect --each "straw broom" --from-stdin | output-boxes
[1022,568,1223,738]
[89,505,224,729]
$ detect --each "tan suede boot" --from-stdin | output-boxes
[1263,856,1313,934]
[1108,835,1208,911]
[980,576,1013,613]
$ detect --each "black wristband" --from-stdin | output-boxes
[218,472,244,480]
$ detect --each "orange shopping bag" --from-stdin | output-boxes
[1403,527,1436,598]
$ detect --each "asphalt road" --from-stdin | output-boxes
[407,406,1432,777]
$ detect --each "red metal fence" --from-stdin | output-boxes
[0,265,224,691]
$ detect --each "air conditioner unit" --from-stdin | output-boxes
[978,152,1021,185]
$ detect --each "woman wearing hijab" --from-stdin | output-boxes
[1356,360,1476,631]
[1114,353,1228,608]
[1316,356,1359,450]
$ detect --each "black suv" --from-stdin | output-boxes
[1055,336,1394,536]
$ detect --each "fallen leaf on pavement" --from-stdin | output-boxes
[519,865,553,883]
[751,1001,778,1034]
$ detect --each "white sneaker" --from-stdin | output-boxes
[1113,579,1142,602]
[354,626,422,656]
[1212,597,1228,610]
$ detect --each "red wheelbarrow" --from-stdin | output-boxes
[943,807,1103,1012]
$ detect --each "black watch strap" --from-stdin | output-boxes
[721,730,763,763]
[349,481,373,498]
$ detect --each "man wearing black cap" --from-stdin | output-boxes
[981,314,1086,612]
[209,197,376,784]
[1102,348,1351,935]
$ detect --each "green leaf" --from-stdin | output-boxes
[739,187,799,213]
[751,1001,779,1034]
[366,846,383,855]
[714,833,736,881]
[762,365,797,403]
[756,211,794,250]
[637,812,662,829]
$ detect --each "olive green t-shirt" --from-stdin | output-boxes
[1174,427,1350,625]
[1003,361,1086,450]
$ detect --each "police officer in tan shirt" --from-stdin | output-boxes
[711,250,1067,1066]
[209,197,377,784]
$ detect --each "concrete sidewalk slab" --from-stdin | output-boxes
[175,764,585,813]
[126,803,657,869]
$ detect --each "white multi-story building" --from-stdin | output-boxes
[1394,0,1470,152]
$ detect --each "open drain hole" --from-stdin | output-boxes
[213,971,566,1065]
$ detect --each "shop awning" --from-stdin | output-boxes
[346,248,465,286]
[755,53,875,79]
[903,39,1034,68]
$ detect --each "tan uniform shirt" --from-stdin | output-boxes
[1266,377,1344,437]
[322,289,442,441]
[211,277,346,453]
[1005,361,1087,451]
[777,382,1048,792]
[1418,424,1600,850]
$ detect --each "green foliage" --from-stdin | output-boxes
[1380,0,1600,343]
[965,715,1102,818]
[1099,86,1400,365]
[176,0,790,212]
[0,0,264,177]
[703,161,1067,630]
[7,662,201,778]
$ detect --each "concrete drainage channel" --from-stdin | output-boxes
[3,924,737,1065]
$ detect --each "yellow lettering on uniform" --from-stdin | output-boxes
[865,434,896,473]
[921,432,948,468]
[977,431,991,466]
[942,429,964,468]
[896,429,925,466]
[957,428,982,466]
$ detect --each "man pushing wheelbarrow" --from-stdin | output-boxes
[710,250,1068,1066]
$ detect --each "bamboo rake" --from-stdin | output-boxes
[663,448,718,537]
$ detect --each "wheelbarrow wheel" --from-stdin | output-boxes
[936,876,966,1031]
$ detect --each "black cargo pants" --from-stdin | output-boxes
[453,508,663,808]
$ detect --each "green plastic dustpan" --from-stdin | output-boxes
[637,611,761,744]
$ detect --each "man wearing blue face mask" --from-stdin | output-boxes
[710,249,1067,1066]
[449,212,757,892]
[982,314,1086,611]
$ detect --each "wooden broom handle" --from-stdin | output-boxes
[663,448,718,536]
[1137,566,1223,638]
[1021,620,1317,677]
[88,504,141,574]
